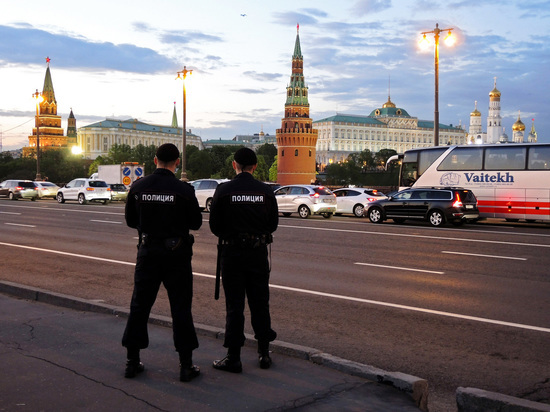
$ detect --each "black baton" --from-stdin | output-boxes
[215,238,221,300]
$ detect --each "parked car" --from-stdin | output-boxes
[0,180,38,201]
[332,187,387,217]
[274,185,337,218]
[109,184,128,202]
[56,178,111,205]
[189,179,229,211]
[365,187,479,227]
[34,181,60,199]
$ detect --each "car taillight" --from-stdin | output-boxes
[15,186,23,190]
[107,187,111,191]
[453,193,463,208]
[86,187,95,191]
[367,197,377,202]
[310,193,320,198]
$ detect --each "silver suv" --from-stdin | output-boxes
[274,185,337,218]
[56,178,111,205]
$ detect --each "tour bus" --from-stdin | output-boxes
[388,143,550,222]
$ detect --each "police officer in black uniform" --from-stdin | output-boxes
[122,143,202,382]
[209,147,279,373]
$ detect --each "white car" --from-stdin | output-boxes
[332,187,387,217]
[56,178,111,205]
[274,185,337,218]
[34,181,60,199]
[189,179,229,211]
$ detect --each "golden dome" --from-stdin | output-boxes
[470,109,481,117]
[513,113,525,131]
[382,96,396,108]
[489,87,501,98]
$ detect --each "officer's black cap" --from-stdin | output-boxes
[156,143,180,162]
[234,148,257,166]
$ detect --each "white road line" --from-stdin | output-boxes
[442,251,527,261]
[4,223,36,228]
[90,220,123,224]
[0,211,21,215]
[280,224,550,248]
[354,262,444,274]
[1,241,549,334]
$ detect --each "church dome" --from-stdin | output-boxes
[382,97,396,108]
[489,86,501,98]
[470,109,481,117]
[513,115,525,131]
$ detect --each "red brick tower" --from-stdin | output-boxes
[276,25,318,185]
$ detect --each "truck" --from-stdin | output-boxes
[94,163,145,187]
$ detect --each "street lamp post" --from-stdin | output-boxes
[420,23,455,147]
[32,89,43,181]
[176,66,193,181]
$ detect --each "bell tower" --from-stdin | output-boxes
[276,24,318,185]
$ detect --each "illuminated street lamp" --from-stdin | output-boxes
[176,66,193,181]
[420,23,455,147]
[32,89,43,180]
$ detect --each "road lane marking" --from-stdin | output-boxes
[1,241,549,334]
[442,251,527,261]
[90,220,123,224]
[354,262,444,275]
[280,224,550,248]
[0,242,135,266]
[4,223,36,228]
[0,211,21,215]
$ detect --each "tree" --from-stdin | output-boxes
[256,143,277,168]
[375,149,398,169]
[253,155,269,181]
[349,149,375,171]
[187,150,213,180]
[268,156,278,182]
[106,144,133,164]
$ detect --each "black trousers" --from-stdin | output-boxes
[220,244,277,348]
[122,244,199,353]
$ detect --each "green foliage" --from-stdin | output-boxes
[256,143,277,167]
[253,156,269,181]
[268,156,278,182]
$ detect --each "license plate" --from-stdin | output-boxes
[465,205,474,209]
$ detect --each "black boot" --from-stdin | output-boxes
[258,341,272,369]
[213,347,242,373]
[125,348,144,378]
[179,350,200,382]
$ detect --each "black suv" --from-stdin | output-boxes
[365,187,479,227]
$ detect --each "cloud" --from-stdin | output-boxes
[272,11,319,26]
[351,0,392,15]
[243,71,282,82]
[0,24,176,73]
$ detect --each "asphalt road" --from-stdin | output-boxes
[1,199,549,411]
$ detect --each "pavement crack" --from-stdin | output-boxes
[263,380,365,411]
[24,354,169,412]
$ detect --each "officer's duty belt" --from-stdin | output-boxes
[221,233,273,248]
[141,233,194,250]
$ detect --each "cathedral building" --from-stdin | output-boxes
[25,58,73,156]
[276,25,319,185]
[468,78,537,144]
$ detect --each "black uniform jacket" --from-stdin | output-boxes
[209,172,278,239]
[125,168,202,237]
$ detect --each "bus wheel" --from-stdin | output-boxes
[428,210,445,227]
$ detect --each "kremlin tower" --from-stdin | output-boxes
[276,25,319,185]
[486,77,503,144]
[25,58,73,156]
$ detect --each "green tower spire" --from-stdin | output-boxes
[171,102,178,128]
[285,24,309,106]
[42,57,56,105]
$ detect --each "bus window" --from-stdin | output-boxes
[438,147,483,171]
[528,146,550,170]
[485,146,526,170]
[418,148,446,175]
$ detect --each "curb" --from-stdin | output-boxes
[457,387,550,412]
[0,280,428,411]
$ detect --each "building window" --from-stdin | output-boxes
[295,149,299,156]
[282,149,285,157]
[309,149,312,157]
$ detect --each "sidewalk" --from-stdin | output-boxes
[0,281,425,411]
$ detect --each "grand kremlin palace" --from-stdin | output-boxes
[313,97,467,170]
